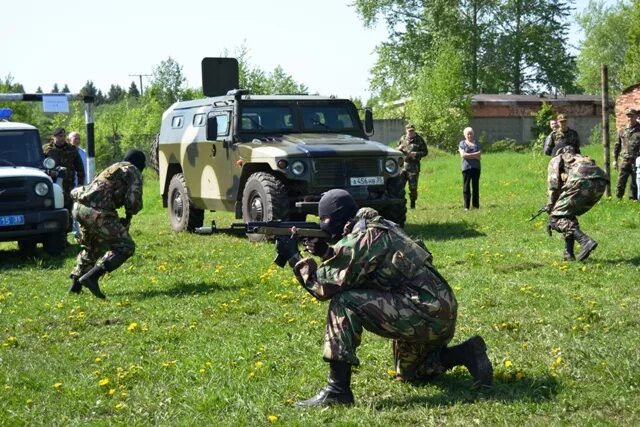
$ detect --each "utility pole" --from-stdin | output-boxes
[601,64,611,197]
[128,74,151,96]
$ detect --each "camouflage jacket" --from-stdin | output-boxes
[71,161,143,216]
[614,123,640,161]
[293,208,456,318]
[43,141,85,195]
[547,128,581,156]
[397,134,428,171]
[547,152,607,209]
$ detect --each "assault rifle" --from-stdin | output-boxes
[529,206,552,236]
[194,220,330,266]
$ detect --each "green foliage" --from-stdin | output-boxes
[2,145,640,424]
[482,138,532,153]
[146,57,187,109]
[575,0,636,94]
[406,42,471,152]
[233,45,308,95]
[531,102,556,140]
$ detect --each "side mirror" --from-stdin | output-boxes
[364,109,374,137]
[43,157,56,170]
[206,116,218,141]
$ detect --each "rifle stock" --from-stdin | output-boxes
[194,220,330,239]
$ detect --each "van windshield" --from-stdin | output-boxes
[0,130,44,168]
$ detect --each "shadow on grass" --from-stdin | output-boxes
[116,281,242,299]
[598,256,640,267]
[0,244,80,270]
[405,222,486,241]
[375,374,559,408]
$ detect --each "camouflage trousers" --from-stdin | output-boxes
[323,289,456,381]
[549,177,606,237]
[70,203,135,278]
[401,169,420,202]
[616,159,637,199]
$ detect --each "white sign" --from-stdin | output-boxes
[42,95,69,113]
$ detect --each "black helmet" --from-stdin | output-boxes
[318,189,359,239]
[123,149,146,172]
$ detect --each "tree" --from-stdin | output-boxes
[80,81,105,104]
[51,83,60,93]
[406,42,471,151]
[128,81,140,98]
[35,86,43,94]
[61,84,71,93]
[107,84,126,104]
[575,0,633,94]
[147,57,186,108]
[619,0,640,89]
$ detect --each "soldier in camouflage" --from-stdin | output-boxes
[43,127,85,231]
[545,114,581,156]
[275,189,493,408]
[396,124,428,209]
[68,149,146,299]
[613,108,640,200]
[546,142,607,261]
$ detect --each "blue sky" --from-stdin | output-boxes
[2,0,607,100]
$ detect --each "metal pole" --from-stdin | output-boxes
[84,98,96,181]
[129,74,151,96]
[601,65,611,197]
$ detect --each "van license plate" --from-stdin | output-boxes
[350,176,384,186]
[0,215,25,227]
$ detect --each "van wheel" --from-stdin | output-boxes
[242,172,289,242]
[18,238,38,254]
[43,232,67,255]
[168,173,204,232]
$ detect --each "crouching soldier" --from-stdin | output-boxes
[68,149,146,299]
[274,189,493,408]
[546,142,607,261]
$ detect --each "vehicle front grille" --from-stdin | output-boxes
[0,177,47,213]
[312,158,380,187]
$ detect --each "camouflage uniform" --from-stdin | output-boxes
[396,133,428,205]
[293,208,457,380]
[43,141,85,211]
[546,151,607,237]
[613,122,640,199]
[546,127,581,157]
[70,161,143,279]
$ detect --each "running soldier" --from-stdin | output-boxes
[69,149,146,299]
[613,108,640,200]
[275,189,493,407]
[396,124,428,209]
[546,143,607,261]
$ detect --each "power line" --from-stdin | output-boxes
[128,74,152,96]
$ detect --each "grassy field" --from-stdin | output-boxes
[1,144,639,426]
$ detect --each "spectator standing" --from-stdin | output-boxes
[613,108,640,200]
[458,127,482,210]
[543,119,559,156]
[68,131,88,186]
[545,114,581,156]
[396,124,428,209]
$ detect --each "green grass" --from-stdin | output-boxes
[1,145,639,426]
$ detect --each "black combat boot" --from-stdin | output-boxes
[563,237,576,261]
[295,361,354,408]
[410,199,416,209]
[573,229,597,261]
[79,265,107,299]
[440,336,493,388]
[69,275,82,294]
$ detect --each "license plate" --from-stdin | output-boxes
[0,215,25,227]
[350,176,384,186]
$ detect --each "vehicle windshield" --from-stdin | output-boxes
[240,105,295,133]
[0,130,44,168]
[300,105,358,132]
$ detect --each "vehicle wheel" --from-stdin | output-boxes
[242,172,289,242]
[381,176,407,227]
[18,238,38,254]
[168,173,204,232]
[43,232,67,255]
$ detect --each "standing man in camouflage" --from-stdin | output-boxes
[546,143,607,261]
[613,108,640,200]
[545,114,581,156]
[275,189,493,407]
[43,127,85,231]
[396,124,428,209]
[68,149,146,299]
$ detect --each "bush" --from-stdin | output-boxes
[483,138,533,153]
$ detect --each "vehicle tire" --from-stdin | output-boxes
[168,173,204,232]
[381,176,407,227]
[43,232,67,255]
[18,238,38,254]
[242,172,289,242]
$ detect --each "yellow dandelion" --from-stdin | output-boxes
[255,361,264,368]
[98,378,110,387]
[120,391,128,397]
[581,265,587,272]
[53,382,63,390]
[115,402,126,410]
[127,322,139,332]
[387,369,397,377]
[267,415,279,423]
[95,357,102,363]
[162,360,177,368]
[108,389,116,396]
[504,360,513,368]
[26,399,34,405]
[199,368,205,374]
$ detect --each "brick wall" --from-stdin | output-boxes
[615,84,640,130]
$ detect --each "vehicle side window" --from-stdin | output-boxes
[193,113,206,127]
[171,116,184,129]
[215,113,230,136]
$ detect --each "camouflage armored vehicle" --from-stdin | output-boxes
[157,58,406,236]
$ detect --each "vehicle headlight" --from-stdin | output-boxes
[35,181,50,196]
[43,157,56,169]
[384,158,398,174]
[291,160,305,176]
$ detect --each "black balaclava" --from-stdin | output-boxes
[123,149,146,172]
[318,189,359,239]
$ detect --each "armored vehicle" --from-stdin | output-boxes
[157,58,406,236]
[0,108,68,255]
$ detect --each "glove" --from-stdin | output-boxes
[274,235,300,267]
[303,238,330,258]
